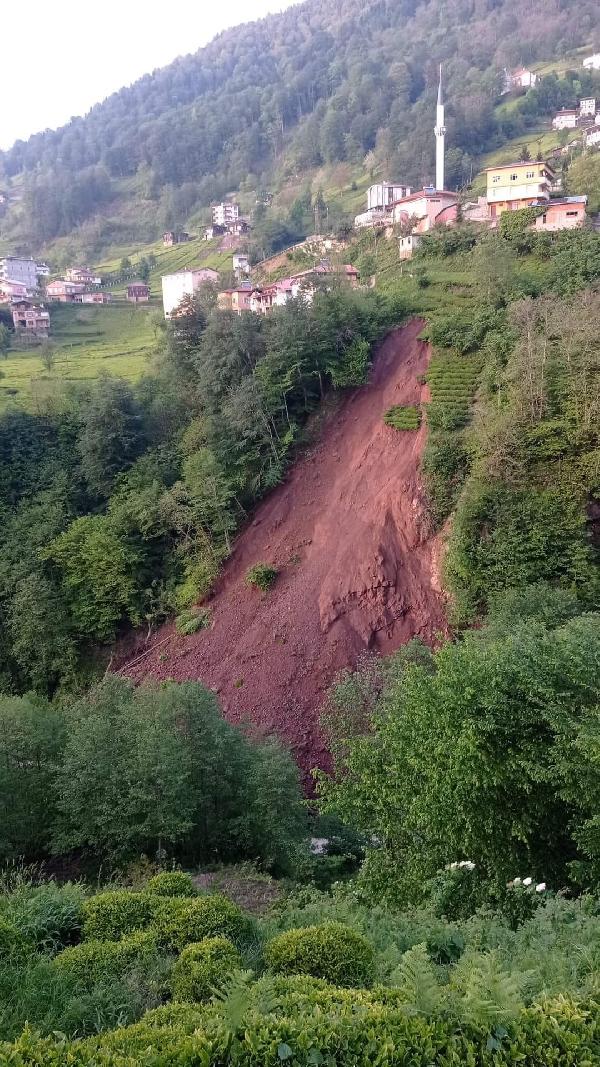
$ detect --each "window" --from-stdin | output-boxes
[492,175,501,183]
[510,173,518,181]
[526,170,535,178]
[566,210,578,216]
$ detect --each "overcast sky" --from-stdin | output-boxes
[1,0,298,150]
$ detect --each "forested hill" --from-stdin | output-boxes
[2,0,600,249]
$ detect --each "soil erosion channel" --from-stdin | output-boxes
[122,319,447,774]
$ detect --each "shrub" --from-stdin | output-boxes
[170,937,242,1002]
[383,405,421,431]
[1,880,87,950]
[245,563,278,592]
[53,931,159,986]
[146,871,197,898]
[152,894,250,951]
[81,890,155,941]
[265,921,375,987]
[175,608,211,635]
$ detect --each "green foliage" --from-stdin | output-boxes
[265,922,375,987]
[0,918,26,962]
[53,931,160,986]
[245,563,278,592]
[0,879,86,951]
[170,937,242,1002]
[146,871,197,898]
[152,894,250,952]
[175,607,211,635]
[318,612,600,904]
[81,891,156,942]
[383,405,421,430]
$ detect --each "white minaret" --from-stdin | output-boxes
[434,64,446,191]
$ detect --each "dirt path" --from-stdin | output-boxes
[122,320,447,775]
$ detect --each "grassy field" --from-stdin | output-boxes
[97,237,234,297]
[0,302,158,411]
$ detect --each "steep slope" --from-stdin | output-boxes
[122,320,446,773]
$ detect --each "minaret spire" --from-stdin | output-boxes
[434,64,446,191]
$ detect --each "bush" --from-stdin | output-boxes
[53,931,159,986]
[146,871,197,898]
[152,894,250,951]
[0,880,86,950]
[383,405,421,430]
[265,921,375,987]
[81,890,155,941]
[245,563,278,592]
[175,608,211,635]
[170,937,242,1002]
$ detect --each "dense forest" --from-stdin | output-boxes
[2,0,600,248]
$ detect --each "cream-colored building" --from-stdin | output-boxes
[161,268,219,318]
[485,160,554,219]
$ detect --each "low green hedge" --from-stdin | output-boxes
[2,988,598,1065]
[81,890,156,941]
[171,937,242,1002]
[152,894,250,952]
[53,931,159,986]
[146,872,197,898]
[264,921,375,988]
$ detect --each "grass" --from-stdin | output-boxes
[0,302,157,411]
[384,405,422,430]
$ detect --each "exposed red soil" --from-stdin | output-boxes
[120,319,447,775]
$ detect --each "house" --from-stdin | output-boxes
[217,286,254,314]
[81,291,112,304]
[212,202,240,226]
[227,218,250,236]
[391,189,459,231]
[233,253,250,278]
[11,300,50,338]
[162,230,191,247]
[45,280,85,302]
[585,128,600,147]
[126,283,150,303]
[510,67,538,89]
[0,279,29,302]
[579,98,597,117]
[583,54,600,71]
[462,196,489,222]
[0,257,38,291]
[204,224,226,240]
[35,262,50,278]
[161,267,220,318]
[65,267,102,285]
[355,181,411,228]
[552,109,579,130]
[484,160,554,218]
[530,196,587,231]
[398,234,422,260]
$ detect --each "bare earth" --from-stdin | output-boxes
[121,319,447,775]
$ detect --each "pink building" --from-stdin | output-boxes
[45,280,85,302]
[0,279,28,301]
[217,286,253,313]
[11,300,50,337]
[391,189,459,231]
[531,196,587,230]
[81,291,112,304]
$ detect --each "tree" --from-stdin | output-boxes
[0,693,65,860]
[0,322,11,358]
[318,610,600,904]
[183,448,236,552]
[77,376,145,497]
[519,143,532,161]
[39,341,56,374]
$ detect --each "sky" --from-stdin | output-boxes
[0,0,298,150]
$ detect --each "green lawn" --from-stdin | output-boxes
[0,301,158,411]
[97,237,234,298]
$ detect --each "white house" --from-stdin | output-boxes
[0,257,38,291]
[552,109,578,130]
[583,54,600,71]
[35,262,50,277]
[233,253,250,278]
[161,267,219,318]
[212,202,239,226]
[355,182,412,228]
[391,189,459,230]
[511,68,538,88]
[398,234,422,260]
[579,97,597,117]
[585,128,600,147]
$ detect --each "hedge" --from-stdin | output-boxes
[146,872,197,898]
[53,931,159,985]
[170,937,242,1002]
[81,890,155,941]
[151,894,250,952]
[1,989,597,1065]
[264,921,376,988]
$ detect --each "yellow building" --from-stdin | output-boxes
[485,160,555,218]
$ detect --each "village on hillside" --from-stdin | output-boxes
[2,55,600,343]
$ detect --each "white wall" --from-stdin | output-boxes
[0,258,37,289]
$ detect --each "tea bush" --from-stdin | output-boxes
[245,563,278,592]
[53,931,160,986]
[81,890,155,941]
[265,921,375,988]
[146,871,197,898]
[383,405,421,430]
[152,894,250,952]
[170,937,242,1002]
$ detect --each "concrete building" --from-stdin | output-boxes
[204,224,226,240]
[583,54,600,71]
[391,189,459,230]
[126,283,150,303]
[585,128,600,147]
[511,68,538,88]
[398,233,423,260]
[212,202,239,226]
[65,267,102,285]
[552,109,579,130]
[81,291,112,304]
[366,182,412,212]
[45,280,85,302]
[0,257,38,291]
[0,279,29,301]
[11,300,50,338]
[484,160,554,219]
[35,262,50,277]
[579,97,597,117]
[162,230,191,246]
[161,267,220,318]
[531,196,587,230]
[217,286,254,314]
[233,253,250,278]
